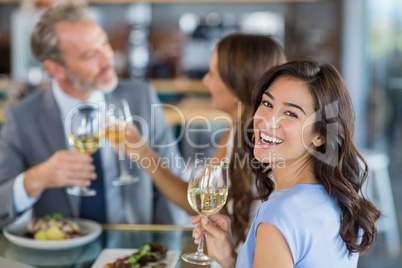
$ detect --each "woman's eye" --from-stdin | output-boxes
[285,111,298,118]
[261,100,272,108]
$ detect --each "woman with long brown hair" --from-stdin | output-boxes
[191,60,380,267]
[123,33,286,246]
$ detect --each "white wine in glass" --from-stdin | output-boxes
[182,159,229,265]
[66,103,100,197]
[68,134,100,155]
[105,98,139,186]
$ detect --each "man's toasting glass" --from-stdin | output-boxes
[105,98,139,186]
[182,159,229,265]
[66,103,100,196]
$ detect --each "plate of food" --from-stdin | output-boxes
[3,213,102,250]
[91,242,179,268]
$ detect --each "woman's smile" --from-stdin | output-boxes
[255,129,284,150]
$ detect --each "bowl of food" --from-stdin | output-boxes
[3,214,102,250]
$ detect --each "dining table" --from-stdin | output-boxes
[0,224,208,268]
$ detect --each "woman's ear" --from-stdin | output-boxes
[312,135,324,147]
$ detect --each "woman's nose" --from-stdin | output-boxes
[202,73,209,86]
[254,107,283,130]
[255,113,279,130]
[269,115,280,129]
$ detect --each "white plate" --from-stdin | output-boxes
[91,249,180,268]
[3,238,102,267]
[3,218,102,250]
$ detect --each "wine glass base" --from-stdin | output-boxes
[66,186,96,196]
[181,253,215,265]
[112,175,139,186]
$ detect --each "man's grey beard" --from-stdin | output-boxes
[65,67,118,94]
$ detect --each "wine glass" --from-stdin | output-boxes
[182,159,229,265]
[105,98,139,186]
[66,103,100,196]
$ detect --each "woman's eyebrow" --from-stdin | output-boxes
[264,91,274,99]
[264,91,306,115]
[284,102,306,115]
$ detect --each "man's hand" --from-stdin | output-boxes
[24,150,97,197]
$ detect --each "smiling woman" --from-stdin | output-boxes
[190,60,380,268]
[243,60,380,266]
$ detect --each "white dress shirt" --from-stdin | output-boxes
[13,80,125,223]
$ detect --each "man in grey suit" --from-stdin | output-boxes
[0,2,188,227]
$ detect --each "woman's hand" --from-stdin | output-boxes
[109,123,150,162]
[192,214,237,268]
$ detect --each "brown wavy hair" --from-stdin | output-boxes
[216,33,287,246]
[244,60,380,254]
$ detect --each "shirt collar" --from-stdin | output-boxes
[52,79,106,121]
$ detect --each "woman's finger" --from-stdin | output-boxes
[191,215,202,224]
[201,217,226,239]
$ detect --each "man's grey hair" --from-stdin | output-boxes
[31,2,91,65]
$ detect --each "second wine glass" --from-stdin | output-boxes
[105,98,139,186]
[182,159,229,265]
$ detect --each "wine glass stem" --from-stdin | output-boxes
[118,146,129,175]
[196,217,206,255]
[196,235,205,255]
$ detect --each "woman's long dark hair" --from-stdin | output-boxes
[216,33,286,246]
[244,60,380,254]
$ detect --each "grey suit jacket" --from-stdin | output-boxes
[0,80,188,227]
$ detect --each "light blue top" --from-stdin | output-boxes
[236,184,359,268]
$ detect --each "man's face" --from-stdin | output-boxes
[55,20,118,94]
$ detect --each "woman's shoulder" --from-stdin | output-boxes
[250,184,354,267]
[257,183,338,222]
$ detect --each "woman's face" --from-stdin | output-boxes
[202,50,239,115]
[253,76,323,167]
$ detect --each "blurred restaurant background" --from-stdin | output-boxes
[0,0,401,267]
